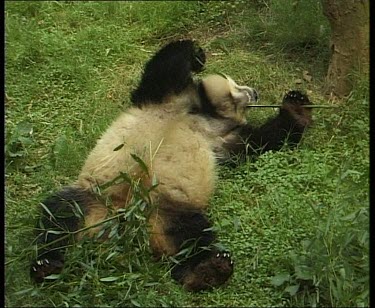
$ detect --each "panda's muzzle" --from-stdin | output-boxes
[245,87,258,103]
[233,84,259,105]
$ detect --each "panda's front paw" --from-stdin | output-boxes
[282,90,310,106]
[30,258,64,283]
[191,43,206,73]
[281,90,313,127]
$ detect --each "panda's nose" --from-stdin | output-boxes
[234,84,258,104]
[252,89,259,102]
[248,88,258,102]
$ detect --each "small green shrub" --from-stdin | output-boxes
[6,121,34,165]
[271,201,368,307]
[246,0,330,51]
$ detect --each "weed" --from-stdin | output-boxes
[270,179,369,307]
[6,120,34,161]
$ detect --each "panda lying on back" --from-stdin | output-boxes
[30,40,313,291]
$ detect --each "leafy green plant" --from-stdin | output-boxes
[270,172,369,307]
[6,120,34,162]
[26,154,174,307]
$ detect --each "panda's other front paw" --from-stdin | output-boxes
[282,90,310,106]
[173,250,234,292]
[30,258,64,283]
[191,43,206,73]
[281,90,313,127]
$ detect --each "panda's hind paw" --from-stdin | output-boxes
[213,251,234,271]
[30,258,64,283]
[179,250,234,292]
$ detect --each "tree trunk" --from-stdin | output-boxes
[321,0,369,98]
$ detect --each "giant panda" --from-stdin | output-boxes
[30,40,313,292]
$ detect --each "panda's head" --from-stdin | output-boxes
[199,74,258,124]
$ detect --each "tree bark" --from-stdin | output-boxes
[321,0,369,98]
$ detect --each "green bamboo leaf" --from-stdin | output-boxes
[40,202,55,218]
[270,273,290,286]
[72,200,84,218]
[151,173,159,188]
[46,230,65,235]
[131,299,141,307]
[100,276,120,282]
[113,143,125,151]
[284,284,300,296]
[44,274,61,280]
[131,153,149,175]
[105,251,118,261]
[13,288,34,296]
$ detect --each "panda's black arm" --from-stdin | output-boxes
[237,112,307,154]
[131,40,206,106]
[227,91,313,156]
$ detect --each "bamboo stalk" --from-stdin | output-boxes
[246,105,337,108]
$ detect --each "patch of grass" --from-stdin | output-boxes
[6,1,368,307]
[265,0,330,51]
[219,0,330,78]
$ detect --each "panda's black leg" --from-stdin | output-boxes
[226,90,313,157]
[30,186,95,283]
[131,40,206,106]
[150,208,234,291]
[171,250,234,292]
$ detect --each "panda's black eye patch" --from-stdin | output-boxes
[190,82,223,119]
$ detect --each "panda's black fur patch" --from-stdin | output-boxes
[165,210,215,251]
[189,82,222,118]
[225,89,312,156]
[30,187,96,282]
[131,40,205,106]
[37,187,92,232]
[153,205,234,291]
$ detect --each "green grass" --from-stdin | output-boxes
[5,1,369,307]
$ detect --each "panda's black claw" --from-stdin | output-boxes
[214,252,233,268]
[30,257,64,283]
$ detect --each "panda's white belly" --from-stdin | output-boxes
[151,120,216,208]
[77,107,216,209]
